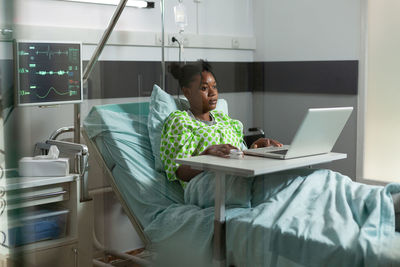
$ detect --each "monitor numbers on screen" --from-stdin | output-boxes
[17,42,82,106]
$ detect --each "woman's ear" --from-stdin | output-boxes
[182,87,191,99]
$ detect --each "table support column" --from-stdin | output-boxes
[213,172,226,267]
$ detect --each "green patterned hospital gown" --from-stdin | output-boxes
[160,110,244,185]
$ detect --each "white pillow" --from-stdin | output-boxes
[147,84,228,172]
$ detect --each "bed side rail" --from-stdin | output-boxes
[81,129,152,248]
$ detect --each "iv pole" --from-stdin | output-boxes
[161,0,166,90]
[74,0,166,143]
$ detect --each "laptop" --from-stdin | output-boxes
[243,107,353,159]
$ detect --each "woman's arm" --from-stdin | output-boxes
[175,144,239,182]
[176,165,203,182]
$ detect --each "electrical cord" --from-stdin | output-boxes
[172,36,183,100]
[171,36,182,63]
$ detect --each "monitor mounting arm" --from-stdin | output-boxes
[74,0,128,144]
[74,0,166,144]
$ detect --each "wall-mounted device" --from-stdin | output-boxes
[15,41,83,106]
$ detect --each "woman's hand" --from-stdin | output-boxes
[251,138,282,149]
[200,144,239,158]
[176,144,238,181]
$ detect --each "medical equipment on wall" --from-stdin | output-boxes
[172,0,187,63]
[174,0,187,34]
[15,41,83,106]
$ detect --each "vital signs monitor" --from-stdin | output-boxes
[15,41,83,106]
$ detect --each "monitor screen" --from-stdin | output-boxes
[16,41,83,106]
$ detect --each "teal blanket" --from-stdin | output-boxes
[228,169,400,266]
[145,169,400,267]
[84,103,400,267]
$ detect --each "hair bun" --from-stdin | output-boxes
[169,63,183,80]
[169,61,202,88]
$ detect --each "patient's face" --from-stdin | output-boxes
[186,71,218,115]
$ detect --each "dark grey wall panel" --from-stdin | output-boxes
[5,60,358,100]
[97,61,162,98]
[168,60,358,95]
[263,61,358,95]
[165,61,254,95]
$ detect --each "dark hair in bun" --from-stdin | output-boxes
[169,62,201,88]
[169,59,216,88]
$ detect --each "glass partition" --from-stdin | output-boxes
[362,1,400,183]
[0,0,364,266]
[0,0,15,264]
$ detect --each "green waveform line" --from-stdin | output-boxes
[36,70,71,76]
[36,45,69,59]
[20,90,31,96]
[35,87,72,99]
[19,68,29,73]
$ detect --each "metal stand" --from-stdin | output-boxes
[213,172,226,267]
[73,0,167,142]
[160,0,166,89]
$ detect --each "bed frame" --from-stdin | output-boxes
[82,129,153,258]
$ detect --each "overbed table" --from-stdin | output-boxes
[176,152,347,267]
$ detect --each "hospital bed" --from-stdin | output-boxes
[82,94,400,267]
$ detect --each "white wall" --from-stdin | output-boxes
[14,0,255,54]
[253,0,360,62]
[15,0,253,36]
[252,0,361,178]
[8,0,255,253]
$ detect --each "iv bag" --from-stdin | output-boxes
[174,2,188,32]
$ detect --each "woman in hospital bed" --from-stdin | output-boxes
[161,60,400,224]
[161,60,282,184]
[158,60,400,265]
